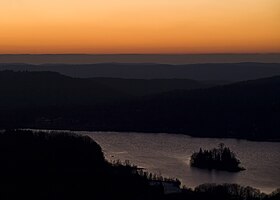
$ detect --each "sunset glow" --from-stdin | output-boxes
[0,0,279,54]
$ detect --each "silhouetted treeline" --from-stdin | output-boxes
[1,62,280,81]
[164,184,280,200]
[190,143,244,172]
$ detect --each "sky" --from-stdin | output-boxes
[0,0,279,54]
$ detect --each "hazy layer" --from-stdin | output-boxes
[0,54,279,64]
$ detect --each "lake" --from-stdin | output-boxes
[85,131,280,194]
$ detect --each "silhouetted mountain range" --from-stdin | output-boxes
[90,78,221,96]
[0,71,217,106]
[1,54,280,65]
[104,75,280,140]
[1,62,280,81]
[0,71,279,141]
[0,71,130,108]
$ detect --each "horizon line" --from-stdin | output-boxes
[1,53,280,56]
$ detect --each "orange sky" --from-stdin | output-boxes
[0,0,279,54]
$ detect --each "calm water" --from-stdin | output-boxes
[85,132,280,194]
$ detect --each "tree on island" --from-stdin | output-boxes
[190,143,245,172]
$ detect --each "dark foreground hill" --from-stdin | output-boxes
[0,129,161,200]
[1,62,280,81]
[0,71,280,140]
[0,130,279,200]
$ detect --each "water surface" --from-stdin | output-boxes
[86,132,280,193]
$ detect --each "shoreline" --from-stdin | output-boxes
[17,128,280,143]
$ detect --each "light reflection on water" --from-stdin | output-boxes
[85,131,280,194]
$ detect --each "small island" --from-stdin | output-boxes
[190,143,245,172]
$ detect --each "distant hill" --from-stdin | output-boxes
[1,62,280,81]
[0,71,216,108]
[0,71,279,141]
[91,78,220,96]
[0,71,218,128]
[0,71,131,108]
[104,75,280,140]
